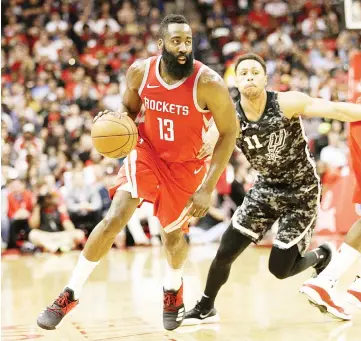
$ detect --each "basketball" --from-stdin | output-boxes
[91,113,138,159]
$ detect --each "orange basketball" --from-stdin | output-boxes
[91,113,138,159]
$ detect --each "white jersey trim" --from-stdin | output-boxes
[298,116,321,204]
[138,58,151,96]
[193,65,210,113]
[272,117,322,251]
[122,149,139,198]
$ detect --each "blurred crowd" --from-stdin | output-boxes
[1,0,359,253]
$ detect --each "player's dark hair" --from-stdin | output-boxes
[159,14,189,39]
[235,53,267,74]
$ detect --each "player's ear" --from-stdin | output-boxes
[158,39,164,50]
[264,75,268,87]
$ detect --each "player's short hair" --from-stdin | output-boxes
[235,53,267,74]
[159,14,190,39]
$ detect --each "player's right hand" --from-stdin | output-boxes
[93,109,127,123]
[356,97,361,104]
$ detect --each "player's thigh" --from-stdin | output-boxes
[232,186,279,243]
[105,190,141,227]
[275,199,318,255]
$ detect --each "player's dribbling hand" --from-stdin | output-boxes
[186,188,212,218]
[356,97,361,105]
[93,109,127,123]
[196,141,214,159]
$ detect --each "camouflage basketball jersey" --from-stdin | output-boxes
[236,91,319,186]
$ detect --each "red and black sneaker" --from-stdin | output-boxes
[37,287,79,330]
[163,283,185,330]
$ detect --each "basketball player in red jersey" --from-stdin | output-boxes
[37,14,238,331]
[300,97,361,320]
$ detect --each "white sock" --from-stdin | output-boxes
[66,252,100,298]
[164,263,183,291]
[319,243,361,281]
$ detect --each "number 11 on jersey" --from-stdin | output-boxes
[244,135,262,149]
[158,118,174,141]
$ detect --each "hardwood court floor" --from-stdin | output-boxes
[1,244,361,341]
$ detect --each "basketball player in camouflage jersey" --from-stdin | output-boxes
[185,53,361,324]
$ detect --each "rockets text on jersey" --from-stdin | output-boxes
[138,56,213,163]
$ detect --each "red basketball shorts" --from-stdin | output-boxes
[349,122,361,204]
[108,141,207,233]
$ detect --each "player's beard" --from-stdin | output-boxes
[162,47,194,80]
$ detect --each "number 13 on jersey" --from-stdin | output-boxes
[157,118,174,141]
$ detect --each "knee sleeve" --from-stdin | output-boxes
[268,245,299,279]
[215,224,252,265]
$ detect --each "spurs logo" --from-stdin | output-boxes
[266,129,287,161]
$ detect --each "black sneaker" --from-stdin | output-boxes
[183,301,220,325]
[37,287,79,330]
[163,283,185,330]
[313,242,335,276]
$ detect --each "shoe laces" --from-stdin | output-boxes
[48,292,72,316]
[164,291,178,308]
[194,300,202,312]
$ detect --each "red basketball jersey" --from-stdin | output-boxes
[349,121,361,203]
[138,56,213,163]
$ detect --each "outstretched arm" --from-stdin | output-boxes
[279,91,361,122]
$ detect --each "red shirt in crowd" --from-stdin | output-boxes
[7,190,34,219]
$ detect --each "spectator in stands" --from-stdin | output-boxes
[6,178,34,248]
[28,188,85,253]
[1,0,359,251]
[320,131,348,169]
[64,171,102,234]
[125,202,161,246]
[1,174,10,249]
[45,12,68,35]
[248,1,273,33]
[264,0,289,19]
[301,9,327,37]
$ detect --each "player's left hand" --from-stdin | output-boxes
[93,109,127,123]
[186,188,212,218]
[196,141,214,159]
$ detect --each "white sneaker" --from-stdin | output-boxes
[299,276,351,320]
[346,276,361,309]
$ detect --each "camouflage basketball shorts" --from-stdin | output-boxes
[232,179,320,255]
